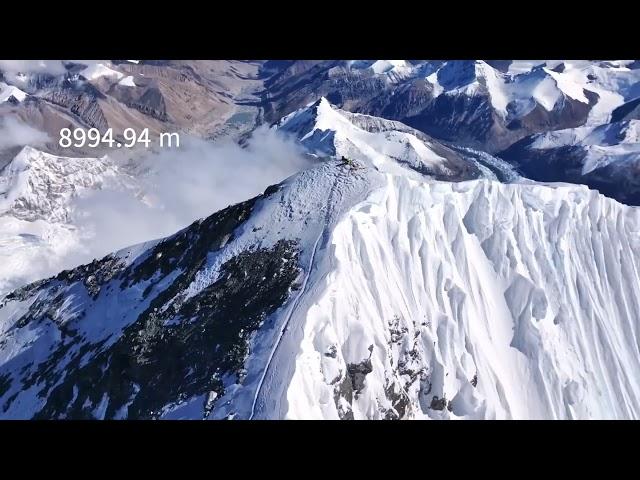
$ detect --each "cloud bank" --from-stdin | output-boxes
[0,60,68,77]
[69,126,314,261]
[0,124,313,296]
[0,116,50,150]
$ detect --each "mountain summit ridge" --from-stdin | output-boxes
[2,148,640,419]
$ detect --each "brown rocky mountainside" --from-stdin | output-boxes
[0,60,264,157]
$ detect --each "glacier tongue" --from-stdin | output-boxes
[276,175,640,419]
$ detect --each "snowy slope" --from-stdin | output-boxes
[0,161,380,419]
[118,76,137,87]
[276,176,640,419]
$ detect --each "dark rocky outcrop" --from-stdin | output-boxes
[347,357,373,396]
[430,396,448,411]
[611,97,640,123]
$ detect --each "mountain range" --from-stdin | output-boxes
[0,60,639,419]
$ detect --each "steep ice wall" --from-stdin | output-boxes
[279,177,640,419]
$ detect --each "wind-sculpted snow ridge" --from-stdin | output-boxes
[264,176,640,419]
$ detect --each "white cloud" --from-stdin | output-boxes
[0,60,68,79]
[0,60,110,84]
[69,126,315,261]
[0,116,50,150]
[0,124,314,295]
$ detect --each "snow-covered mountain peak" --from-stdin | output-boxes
[623,119,640,142]
[0,82,27,103]
[304,96,354,135]
[347,60,415,82]
[432,60,483,91]
[0,146,124,223]
[369,60,410,74]
[79,62,125,82]
[274,97,487,180]
[0,147,133,296]
[509,117,640,177]
[421,60,602,121]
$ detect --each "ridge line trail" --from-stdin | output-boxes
[249,164,348,419]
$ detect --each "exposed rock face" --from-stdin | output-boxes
[0,60,264,156]
[41,86,110,132]
[611,97,640,123]
[430,396,448,411]
[116,86,168,122]
[347,356,373,397]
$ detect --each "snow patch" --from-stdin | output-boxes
[118,76,136,87]
[0,82,27,103]
[80,63,124,81]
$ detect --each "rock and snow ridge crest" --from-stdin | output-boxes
[2,150,640,419]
